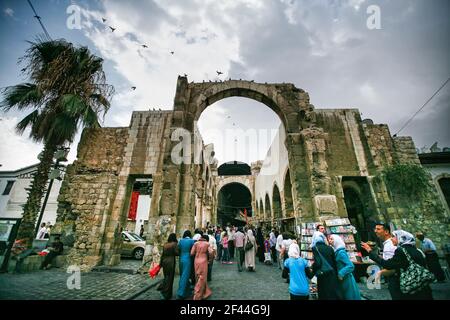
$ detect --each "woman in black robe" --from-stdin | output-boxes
[311,232,342,300]
[157,233,179,300]
[256,227,265,263]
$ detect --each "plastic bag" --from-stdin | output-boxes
[148,264,161,279]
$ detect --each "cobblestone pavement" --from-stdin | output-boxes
[0,258,160,300]
[1,255,449,300]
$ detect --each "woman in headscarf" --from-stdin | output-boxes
[176,230,195,300]
[329,234,361,300]
[283,243,314,300]
[311,231,342,300]
[362,230,434,300]
[190,233,212,300]
[244,229,257,271]
[157,233,179,300]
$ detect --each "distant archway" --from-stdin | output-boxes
[259,199,264,221]
[264,194,271,221]
[217,182,251,226]
[283,169,294,217]
[273,184,282,221]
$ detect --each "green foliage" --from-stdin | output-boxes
[378,164,431,202]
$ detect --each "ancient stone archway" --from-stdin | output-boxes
[259,199,264,220]
[217,182,252,226]
[283,169,294,217]
[54,75,450,272]
[264,194,271,221]
[272,184,282,222]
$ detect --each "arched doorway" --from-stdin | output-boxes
[272,184,282,227]
[437,177,450,210]
[343,187,369,242]
[283,169,294,217]
[264,194,271,222]
[217,183,252,227]
[259,199,264,221]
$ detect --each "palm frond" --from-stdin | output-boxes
[0,83,44,112]
[16,109,40,135]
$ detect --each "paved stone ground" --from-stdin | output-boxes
[1,255,449,300]
[0,258,159,300]
[135,258,291,300]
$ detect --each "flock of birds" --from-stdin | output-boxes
[101,15,252,133]
[100,17,227,93]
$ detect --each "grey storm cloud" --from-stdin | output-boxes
[223,0,450,147]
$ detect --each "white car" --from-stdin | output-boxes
[120,231,145,260]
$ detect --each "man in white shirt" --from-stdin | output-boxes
[275,232,284,270]
[36,223,47,240]
[372,222,401,299]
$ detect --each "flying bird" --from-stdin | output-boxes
[216,71,223,75]
[131,86,136,90]
[142,44,148,48]
[21,68,26,72]
[102,18,107,23]
[170,51,174,55]
[109,26,116,32]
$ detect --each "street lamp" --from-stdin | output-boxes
[34,147,69,237]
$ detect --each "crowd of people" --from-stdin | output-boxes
[156,221,447,300]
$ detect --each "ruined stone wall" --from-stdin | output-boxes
[363,124,395,170]
[315,110,361,177]
[393,136,421,165]
[103,111,173,266]
[55,111,174,271]
[55,128,128,271]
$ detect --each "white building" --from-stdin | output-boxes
[0,163,63,227]
[419,151,450,218]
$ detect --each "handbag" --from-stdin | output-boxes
[282,266,289,279]
[314,247,334,276]
[245,236,254,251]
[148,263,161,279]
[399,247,435,294]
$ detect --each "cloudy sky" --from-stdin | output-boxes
[0,0,449,171]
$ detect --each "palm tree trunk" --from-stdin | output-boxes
[16,142,57,244]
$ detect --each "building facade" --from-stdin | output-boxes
[0,164,62,227]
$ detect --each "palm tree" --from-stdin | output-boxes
[0,38,114,242]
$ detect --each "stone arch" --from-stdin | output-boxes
[173,77,313,134]
[217,182,252,226]
[283,168,294,218]
[259,199,264,221]
[435,173,450,216]
[272,183,282,221]
[264,193,271,221]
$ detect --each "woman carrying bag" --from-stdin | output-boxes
[362,230,434,300]
[157,233,179,300]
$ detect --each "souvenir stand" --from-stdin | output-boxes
[299,222,321,299]
[324,218,358,261]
